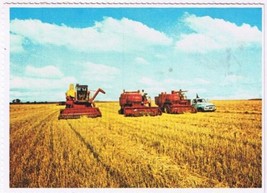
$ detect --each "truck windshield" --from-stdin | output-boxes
[197,99,206,103]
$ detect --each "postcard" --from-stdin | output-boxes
[0,0,265,193]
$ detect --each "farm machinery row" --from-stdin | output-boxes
[59,84,216,119]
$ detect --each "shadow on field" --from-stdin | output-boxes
[66,122,130,187]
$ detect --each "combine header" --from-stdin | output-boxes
[155,90,197,114]
[119,90,162,116]
[59,84,105,119]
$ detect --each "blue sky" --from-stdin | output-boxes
[10,8,262,102]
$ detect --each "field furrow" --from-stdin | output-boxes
[10,110,59,187]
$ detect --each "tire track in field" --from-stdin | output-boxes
[149,119,261,148]
[16,111,58,162]
[36,112,59,187]
[10,107,59,146]
[10,109,58,160]
[117,116,260,149]
[90,118,210,187]
[23,112,58,185]
[109,118,261,187]
[10,111,58,187]
[47,116,72,187]
[66,121,130,187]
[47,115,57,187]
[115,119,260,165]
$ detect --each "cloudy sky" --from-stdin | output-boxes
[10,8,262,102]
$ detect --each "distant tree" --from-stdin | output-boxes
[12,99,21,103]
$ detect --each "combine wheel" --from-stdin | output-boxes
[191,107,197,113]
[165,104,171,114]
[118,108,124,114]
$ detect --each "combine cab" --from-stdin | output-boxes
[119,90,162,116]
[59,84,105,119]
[155,90,197,114]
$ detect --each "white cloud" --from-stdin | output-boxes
[213,89,260,100]
[10,75,76,91]
[193,78,210,85]
[10,34,24,53]
[94,17,172,47]
[233,89,262,99]
[176,14,262,53]
[25,65,64,78]
[135,57,149,65]
[10,68,77,101]
[10,90,69,102]
[155,54,167,59]
[140,77,157,87]
[139,77,210,94]
[163,78,210,87]
[10,17,172,53]
[164,78,190,85]
[81,62,120,82]
[222,74,244,85]
[138,77,209,99]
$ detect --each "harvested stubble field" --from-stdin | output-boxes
[10,100,262,188]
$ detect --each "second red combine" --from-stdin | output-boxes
[119,90,162,116]
[155,90,197,114]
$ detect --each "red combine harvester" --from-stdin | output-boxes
[119,90,162,116]
[155,90,197,114]
[59,84,105,119]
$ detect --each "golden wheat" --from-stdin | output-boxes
[9,100,262,187]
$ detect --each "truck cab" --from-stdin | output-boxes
[192,98,216,112]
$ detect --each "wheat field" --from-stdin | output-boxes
[9,100,262,188]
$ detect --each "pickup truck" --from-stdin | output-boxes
[192,98,216,112]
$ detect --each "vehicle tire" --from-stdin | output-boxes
[191,107,197,113]
[197,107,204,112]
[118,109,124,114]
[165,105,171,113]
[162,105,167,113]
